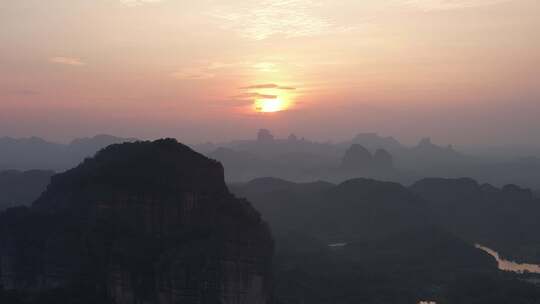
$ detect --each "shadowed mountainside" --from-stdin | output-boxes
[232,176,540,303]
[231,177,432,242]
[0,139,273,304]
[230,177,520,303]
[411,178,540,264]
[1,137,540,303]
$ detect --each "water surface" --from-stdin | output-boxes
[476,244,540,274]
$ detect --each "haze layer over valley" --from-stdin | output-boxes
[4,130,538,189]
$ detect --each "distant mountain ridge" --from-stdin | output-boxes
[0,170,54,211]
[0,134,137,171]
[2,130,540,188]
[232,176,540,265]
[199,130,540,189]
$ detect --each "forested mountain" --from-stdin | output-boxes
[0,140,273,304]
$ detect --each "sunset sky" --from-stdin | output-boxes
[1,0,539,145]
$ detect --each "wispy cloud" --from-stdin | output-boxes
[241,84,296,90]
[119,0,163,7]
[2,89,39,96]
[231,83,296,111]
[209,1,509,39]
[171,68,215,80]
[405,0,510,11]
[172,61,282,81]
[50,57,86,66]
[209,0,354,40]
[252,62,279,73]
[235,92,279,99]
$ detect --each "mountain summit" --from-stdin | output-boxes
[0,139,273,304]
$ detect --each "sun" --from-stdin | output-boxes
[243,83,296,113]
[255,98,288,113]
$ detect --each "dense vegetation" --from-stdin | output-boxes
[232,177,540,303]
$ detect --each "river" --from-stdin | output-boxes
[476,244,540,274]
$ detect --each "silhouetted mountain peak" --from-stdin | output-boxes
[0,134,140,171]
[1,138,273,303]
[241,177,335,195]
[414,138,461,157]
[352,133,400,145]
[68,134,137,147]
[501,184,534,201]
[0,136,49,144]
[412,177,539,205]
[411,178,481,200]
[333,178,412,199]
[340,145,395,174]
[257,129,275,142]
[288,133,298,142]
[34,139,227,212]
[418,137,434,147]
[480,183,499,193]
[246,177,297,190]
[349,133,403,153]
[341,144,373,169]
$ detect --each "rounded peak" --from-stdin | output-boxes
[502,184,524,191]
[348,143,369,151]
[341,144,374,170]
[245,177,296,191]
[287,133,298,141]
[352,133,401,146]
[374,148,392,157]
[257,129,275,142]
[345,144,372,157]
[418,137,433,146]
[480,183,499,193]
[335,178,406,193]
[413,177,479,187]
[92,138,210,163]
[34,139,227,210]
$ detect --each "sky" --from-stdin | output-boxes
[1,0,539,146]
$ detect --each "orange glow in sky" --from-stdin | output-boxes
[1,0,539,143]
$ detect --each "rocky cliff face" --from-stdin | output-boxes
[0,139,273,304]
